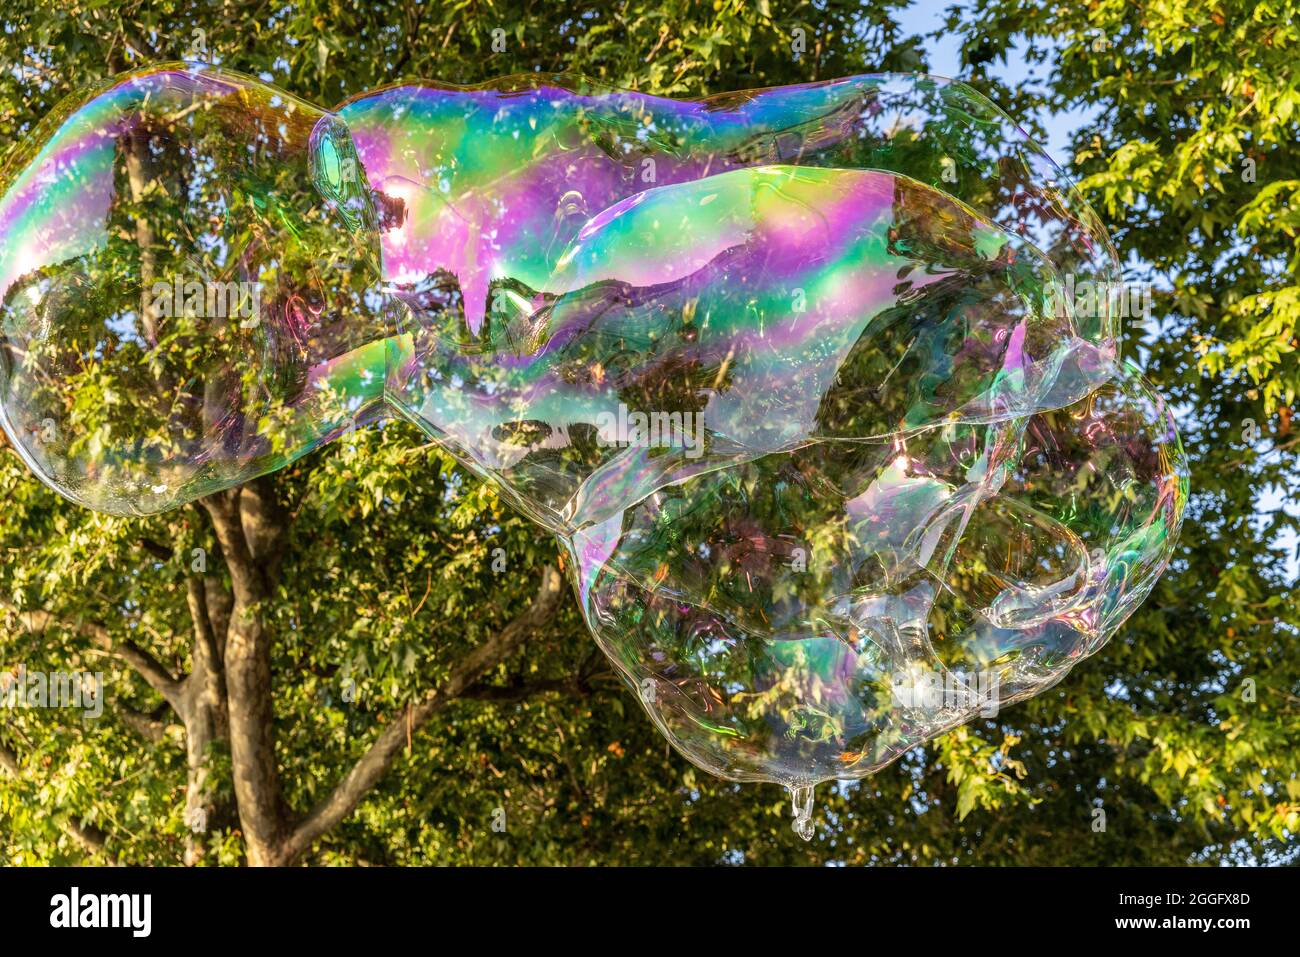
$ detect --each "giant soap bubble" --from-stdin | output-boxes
[0,67,395,512]
[0,64,1186,838]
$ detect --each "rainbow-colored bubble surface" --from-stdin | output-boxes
[0,65,1186,835]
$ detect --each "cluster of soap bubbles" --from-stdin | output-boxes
[0,65,1185,836]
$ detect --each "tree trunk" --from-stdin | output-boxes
[181,577,229,865]
[201,478,291,866]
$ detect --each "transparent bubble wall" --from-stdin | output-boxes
[0,65,392,514]
[0,65,1187,837]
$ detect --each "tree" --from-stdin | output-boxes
[943,0,1300,859]
[0,0,1294,866]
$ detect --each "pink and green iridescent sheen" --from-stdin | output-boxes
[0,65,1186,822]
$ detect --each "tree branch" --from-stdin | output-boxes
[66,818,116,861]
[458,677,584,702]
[119,705,169,744]
[460,669,614,704]
[0,596,183,711]
[281,565,566,864]
[138,537,172,562]
[185,577,224,703]
[0,741,16,777]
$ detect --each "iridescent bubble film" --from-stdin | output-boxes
[0,65,392,513]
[0,65,1186,836]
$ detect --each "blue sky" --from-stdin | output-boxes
[898,0,1100,160]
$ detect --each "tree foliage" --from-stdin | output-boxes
[0,0,1295,865]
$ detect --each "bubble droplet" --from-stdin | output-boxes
[790,784,816,842]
